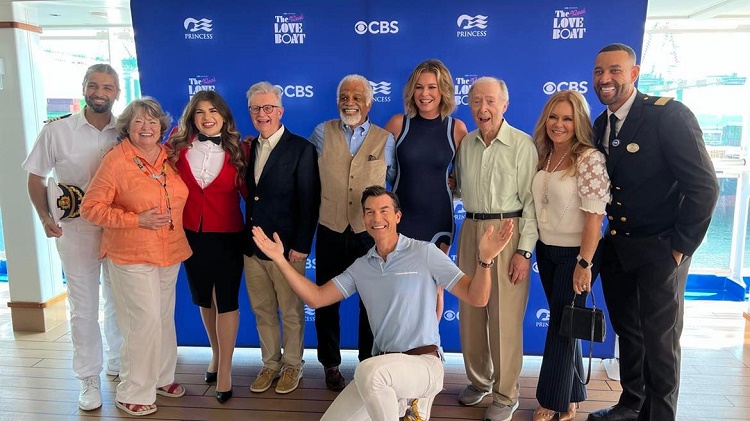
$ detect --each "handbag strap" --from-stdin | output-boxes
[569,291,596,386]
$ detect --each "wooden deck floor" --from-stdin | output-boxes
[1,282,748,420]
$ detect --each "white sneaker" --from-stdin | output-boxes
[79,376,102,411]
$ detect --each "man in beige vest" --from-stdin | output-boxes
[308,74,396,391]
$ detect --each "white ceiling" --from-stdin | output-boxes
[5,0,750,28]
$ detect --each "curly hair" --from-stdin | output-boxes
[403,59,456,119]
[532,90,595,177]
[167,91,246,183]
[116,96,171,141]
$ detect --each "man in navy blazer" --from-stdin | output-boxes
[588,44,719,421]
[243,81,321,395]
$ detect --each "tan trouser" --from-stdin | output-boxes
[244,255,306,371]
[457,217,529,405]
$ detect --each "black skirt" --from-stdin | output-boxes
[183,229,244,313]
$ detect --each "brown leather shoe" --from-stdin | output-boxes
[559,403,579,421]
[532,406,557,421]
[324,366,345,392]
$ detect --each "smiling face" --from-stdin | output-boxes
[469,80,508,141]
[83,72,120,114]
[128,108,162,152]
[413,71,441,119]
[338,80,371,127]
[193,100,224,137]
[362,193,401,243]
[593,50,639,112]
[248,92,283,138]
[546,100,575,147]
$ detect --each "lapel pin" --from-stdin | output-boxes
[611,139,620,147]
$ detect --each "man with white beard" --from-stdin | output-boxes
[308,74,396,391]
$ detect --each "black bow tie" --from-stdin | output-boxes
[198,133,221,145]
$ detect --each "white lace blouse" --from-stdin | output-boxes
[531,148,611,247]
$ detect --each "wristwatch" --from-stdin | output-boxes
[478,258,495,268]
[576,254,592,270]
[516,249,532,259]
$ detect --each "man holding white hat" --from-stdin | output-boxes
[22,64,123,411]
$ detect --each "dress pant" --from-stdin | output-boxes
[457,217,528,406]
[108,261,180,405]
[315,224,374,367]
[534,241,600,412]
[56,218,122,379]
[600,237,690,421]
[244,255,306,371]
[320,353,444,421]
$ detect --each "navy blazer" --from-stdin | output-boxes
[244,127,321,260]
[593,91,719,271]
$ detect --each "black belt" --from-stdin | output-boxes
[465,210,522,220]
[378,344,440,358]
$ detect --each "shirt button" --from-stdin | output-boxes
[616,202,622,206]
[615,186,621,190]
[610,230,617,235]
[349,201,353,205]
[608,216,613,220]
[254,196,259,201]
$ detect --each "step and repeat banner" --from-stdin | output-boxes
[131,0,648,357]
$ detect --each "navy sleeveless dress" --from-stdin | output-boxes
[393,114,456,247]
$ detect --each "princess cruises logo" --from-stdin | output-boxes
[274,13,306,44]
[535,309,550,328]
[184,18,213,40]
[456,14,488,37]
[304,304,315,322]
[369,81,392,102]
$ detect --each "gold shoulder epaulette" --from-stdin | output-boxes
[653,97,672,106]
[43,113,72,123]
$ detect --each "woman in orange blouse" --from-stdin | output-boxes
[81,97,191,417]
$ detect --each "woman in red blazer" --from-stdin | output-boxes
[168,91,247,403]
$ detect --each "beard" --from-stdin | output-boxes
[340,109,362,127]
[85,95,114,114]
[595,82,629,106]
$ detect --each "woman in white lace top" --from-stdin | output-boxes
[529,90,611,421]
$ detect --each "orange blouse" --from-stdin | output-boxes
[80,139,192,266]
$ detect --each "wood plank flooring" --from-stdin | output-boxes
[1,282,748,420]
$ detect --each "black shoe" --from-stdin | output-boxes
[205,371,217,383]
[588,404,639,421]
[216,388,233,403]
[324,366,346,392]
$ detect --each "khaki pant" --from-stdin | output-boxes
[244,255,306,371]
[457,217,529,405]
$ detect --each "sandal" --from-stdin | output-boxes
[115,401,157,416]
[156,382,185,398]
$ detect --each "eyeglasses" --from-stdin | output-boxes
[249,104,281,114]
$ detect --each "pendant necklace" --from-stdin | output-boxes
[540,147,571,223]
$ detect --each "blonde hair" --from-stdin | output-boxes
[403,59,456,119]
[532,90,595,176]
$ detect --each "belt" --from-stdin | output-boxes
[378,344,440,358]
[465,210,522,220]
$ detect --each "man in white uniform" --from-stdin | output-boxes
[22,64,123,411]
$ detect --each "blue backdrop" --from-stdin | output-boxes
[131,0,649,357]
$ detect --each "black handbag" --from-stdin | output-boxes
[559,292,606,385]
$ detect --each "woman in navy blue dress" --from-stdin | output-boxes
[385,59,468,319]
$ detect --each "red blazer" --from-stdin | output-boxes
[176,143,245,233]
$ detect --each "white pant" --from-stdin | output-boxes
[321,353,444,421]
[108,261,179,405]
[56,218,121,379]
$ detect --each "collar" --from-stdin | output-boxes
[121,137,168,165]
[258,124,285,149]
[608,88,638,121]
[474,119,511,147]
[340,117,371,134]
[76,107,117,131]
[366,234,408,262]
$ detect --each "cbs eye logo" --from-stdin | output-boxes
[543,81,588,95]
[354,20,399,35]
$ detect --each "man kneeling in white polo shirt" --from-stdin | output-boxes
[252,185,514,420]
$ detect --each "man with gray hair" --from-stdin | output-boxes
[454,76,538,421]
[308,74,396,391]
[22,63,124,411]
[243,81,320,395]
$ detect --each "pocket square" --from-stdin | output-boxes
[367,154,377,161]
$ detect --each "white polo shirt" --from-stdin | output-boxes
[22,111,118,191]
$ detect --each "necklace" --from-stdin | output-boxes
[133,156,174,231]
[539,147,571,224]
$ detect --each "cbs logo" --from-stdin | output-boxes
[354,20,399,35]
[542,81,588,95]
[275,85,314,98]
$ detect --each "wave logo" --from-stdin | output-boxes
[535,308,550,327]
[369,81,391,95]
[457,14,488,30]
[532,262,539,273]
[443,309,459,321]
[453,201,466,220]
[303,304,315,322]
[184,18,213,32]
